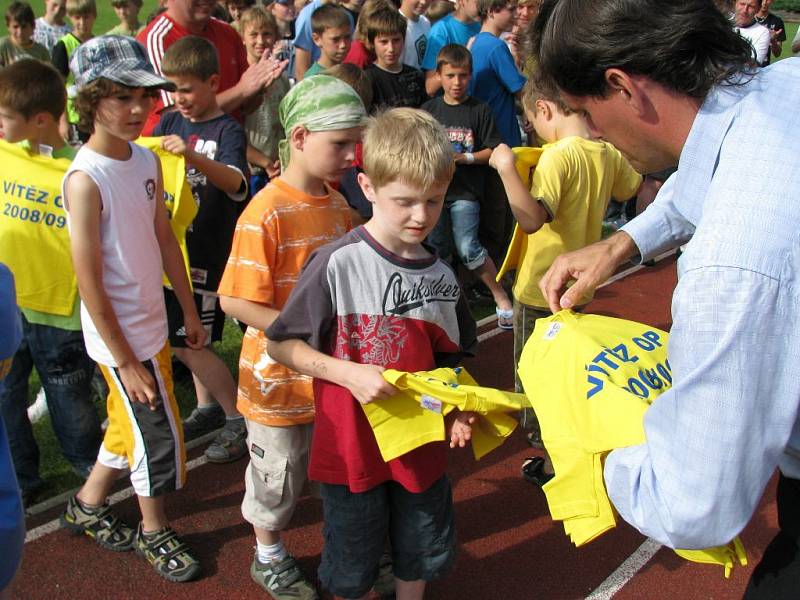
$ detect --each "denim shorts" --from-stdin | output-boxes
[318,476,456,598]
[428,198,487,271]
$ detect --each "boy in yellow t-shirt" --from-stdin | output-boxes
[217,75,364,599]
[490,74,641,475]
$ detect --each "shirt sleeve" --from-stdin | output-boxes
[611,149,643,201]
[265,246,337,352]
[621,174,695,262]
[51,40,69,77]
[605,265,799,549]
[529,147,568,217]
[217,206,277,305]
[476,103,502,150]
[489,43,526,94]
[753,27,771,65]
[420,22,446,71]
[215,121,250,201]
[292,5,315,52]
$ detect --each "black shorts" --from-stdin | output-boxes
[164,288,224,348]
[318,476,456,598]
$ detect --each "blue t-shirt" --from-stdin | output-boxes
[154,111,249,292]
[0,263,24,592]
[420,14,480,71]
[469,32,526,147]
[293,0,354,68]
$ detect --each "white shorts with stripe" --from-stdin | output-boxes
[97,343,186,497]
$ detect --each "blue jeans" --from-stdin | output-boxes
[428,198,487,271]
[0,316,101,494]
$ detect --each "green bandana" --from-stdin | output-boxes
[278,74,367,169]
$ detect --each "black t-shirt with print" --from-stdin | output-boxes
[366,63,428,110]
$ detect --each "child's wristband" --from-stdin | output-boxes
[464,152,475,164]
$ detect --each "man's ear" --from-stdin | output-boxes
[605,68,645,115]
[357,171,376,204]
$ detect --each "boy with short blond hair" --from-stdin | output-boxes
[423,44,513,328]
[0,2,50,66]
[240,6,291,195]
[106,0,143,37]
[155,35,250,463]
[218,74,366,599]
[59,34,204,582]
[52,0,96,144]
[34,0,72,53]
[0,59,102,507]
[365,7,427,109]
[489,74,641,474]
[305,4,352,77]
[267,107,477,600]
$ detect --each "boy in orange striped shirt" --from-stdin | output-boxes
[217,75,365,599]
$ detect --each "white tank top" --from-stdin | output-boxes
[64,143,167,366]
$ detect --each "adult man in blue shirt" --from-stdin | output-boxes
[533,0,800,597]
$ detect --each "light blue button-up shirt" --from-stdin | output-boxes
[607,59,800,550]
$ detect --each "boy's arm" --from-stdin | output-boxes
[161,135,247,199]
[151,158,207,350]
[66,172,158,408]
[294,47,311,81]
[218,296,279,332]
[454,147,493,164]
[267,338,396,405]
[489,143,548,233]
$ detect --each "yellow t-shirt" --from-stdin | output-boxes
[513,137,641,309]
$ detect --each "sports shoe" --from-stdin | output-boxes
[182,405,225,440]
[250,553,318,600]
[60,495,135,551]
[135,523,202,582]
[204,418,247,463]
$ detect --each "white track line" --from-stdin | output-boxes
[584,538,663,600]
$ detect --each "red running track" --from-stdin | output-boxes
[10,255,779,599]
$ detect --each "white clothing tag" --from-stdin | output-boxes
[420,395,443,414]
[543,322,562,340]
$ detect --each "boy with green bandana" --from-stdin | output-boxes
[218,75,365,600]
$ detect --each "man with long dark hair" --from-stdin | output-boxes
[531,1,800,597]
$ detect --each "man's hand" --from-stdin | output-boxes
[183,310,208,350]
[161,135,188,157]
[539,233,637,313]
[119,361,158,410]
[238,51,289,98]
[489,143,516,173]
[449,411,476,448]
[345,363,396,405]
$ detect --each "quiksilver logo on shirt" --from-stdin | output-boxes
[381,272,459,316]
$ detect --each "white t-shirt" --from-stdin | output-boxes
[735,21,771,66]
[402,14,431,69]
[64,144,168,366]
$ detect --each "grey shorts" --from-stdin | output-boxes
[241,420,314,531]
[318,476,456,598]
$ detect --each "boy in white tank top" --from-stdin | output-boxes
[58,35,207,583]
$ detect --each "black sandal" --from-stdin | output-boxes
[521,456,554,487]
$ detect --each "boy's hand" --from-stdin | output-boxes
[345,363,396,405]
[489,144,516,174]
[119,361,158,410]
[161,135,188,157]
[266,159,281,179]
[182,311,208,350]
[449,411,476,448]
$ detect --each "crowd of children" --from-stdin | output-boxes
[0,0,654,597]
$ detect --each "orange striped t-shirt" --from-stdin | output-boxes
[217,178,352,426]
